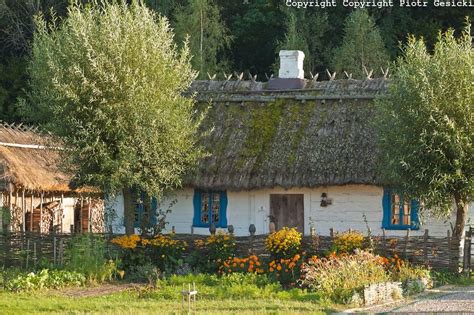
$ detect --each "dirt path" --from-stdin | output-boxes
[352,286,474,313]
[58,283,140,298]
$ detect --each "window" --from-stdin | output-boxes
[382,188,419,230]
[133,191,157,228]
[193,190,227,228]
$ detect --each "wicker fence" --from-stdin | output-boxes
[0,227,472,272]
[0,232,117,269]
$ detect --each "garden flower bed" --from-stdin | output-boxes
[0,229,442,308]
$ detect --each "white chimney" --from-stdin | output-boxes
[278,50,305,79]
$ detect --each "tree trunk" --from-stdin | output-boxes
[450,193,469,272]
[123,188,135,235]
[453,193,468,239]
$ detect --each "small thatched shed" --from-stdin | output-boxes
[0,123,104,234]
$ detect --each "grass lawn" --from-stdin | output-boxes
[0,289,336,314]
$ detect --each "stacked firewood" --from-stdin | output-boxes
[90,199,105,233]
[39,201,60,234]
[10,204,23,232]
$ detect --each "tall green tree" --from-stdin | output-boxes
[274,10,310,73]
[0,0,69,123]
[275,7,332,76]
[174,0,231,78]
[375,24,473,241]
[332,9,390,79]
[25,0,204,233]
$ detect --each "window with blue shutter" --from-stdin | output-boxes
[382,188,419,230]
[133,191,158,228]
[193,190,228,228]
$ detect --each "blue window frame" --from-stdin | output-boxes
[193,190,228,228]
[134,191,158,228]
[382,188,420,230]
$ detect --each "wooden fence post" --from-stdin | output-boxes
[26,238,30,270]
[53,236,57,266]
[447,230,452,271]
[463,227,472,274]
[59,238,64,266]
[33,241,37,267]
[381,229,386,257]
[403,229,410,260]
[423,229,429,266]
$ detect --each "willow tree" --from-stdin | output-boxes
[26,0,203,234]
[376,24,473,241]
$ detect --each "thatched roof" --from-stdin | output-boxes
[0,123,75,193]
[186,78,388,190]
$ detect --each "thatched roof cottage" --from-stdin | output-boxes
[108,50,473,237]
[0,123,104,234]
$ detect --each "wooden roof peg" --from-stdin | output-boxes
[207,72,216,80]
[223,72,232,81]
[326,69,336,81]
[309,72,319,81]
[248,72,257,82]
[363,66,373,80]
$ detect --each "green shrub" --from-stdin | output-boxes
[300,251,389,304]
[265,227,301,260]
[192,232,236,272]
[1,269,85,292]
[127,263,160,285]
[430,270,470,286]
[332,230,365,254]
[146,234,187,273]
[391,263,431,283]
[64,234,116,283]
[110,234,187,275]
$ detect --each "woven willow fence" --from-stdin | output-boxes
[1,228,472,272]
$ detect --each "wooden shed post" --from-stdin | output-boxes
[40,192,44,234]
[8,189,12,232]
[80,197,84,233]
[21,189,26,232]
[60,194,64,234]
[88,197,92,233]
[30,195,33,232]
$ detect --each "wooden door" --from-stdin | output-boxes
[270,194,304,233]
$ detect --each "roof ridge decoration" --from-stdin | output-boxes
[188,78,389,103]
[0,120,39,133]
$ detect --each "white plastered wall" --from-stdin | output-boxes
[107,185,473,237]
